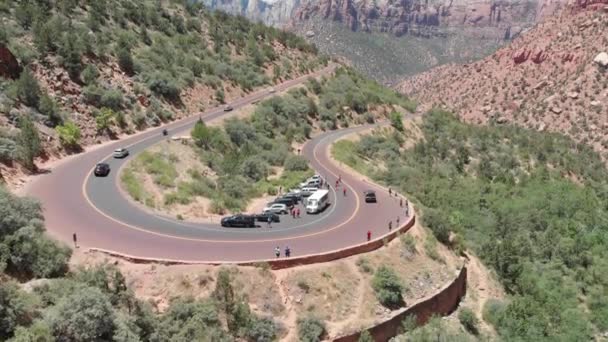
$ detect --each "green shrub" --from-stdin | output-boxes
[56,122,81,148]
[16,116,41,171]
[39,94,63,127]
[283,155,309,172]
[482,299,506,327]
[390,111,404,132]
[81,64,99,85]
[458,307,479,335]
[356,257,373,274]
[0,137,17,163]
[358,330,373,342]
[297,317,326,342]
[15,68,40,108]
[371,265,404,309]
[100,88,123,111]
[400,234,417,258]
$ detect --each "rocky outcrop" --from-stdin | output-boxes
[290,0,568,40]
[0,44,22,79]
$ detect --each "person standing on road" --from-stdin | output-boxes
[389,188,392,196]
[296,208,301,218]
[388,221,393,231]
[400,198,403,207]
[343,188,347,197]
[275,246,280,258]
[396,216,400,226]
[285,246,291,258]
[326,182,330,189]
[268,216,272,228]
[367,230,371,241]
[73,233,78,249]
[292,208,296,219]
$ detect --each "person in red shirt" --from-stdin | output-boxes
[343,188,347,197]
[367,230,371,241]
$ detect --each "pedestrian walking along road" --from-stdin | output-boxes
[367,230,371,241]
[285,246,291,258]
[72,233,78,248]
[275,246,280,258]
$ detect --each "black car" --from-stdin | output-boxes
[364,190,377,203]
[273,196,295,208]
[221,214,255,228]
[94,163,111,177]
[254,212,280,223]
[281,193,300,204]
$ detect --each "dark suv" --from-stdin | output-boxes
[221,214,255,228]
[94,163,111,177]
[364,190,377,203]
[273,196,295,208]
[280,193,301,204]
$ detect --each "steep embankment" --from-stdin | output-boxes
[0,0,325,186]
[399,5,608,157]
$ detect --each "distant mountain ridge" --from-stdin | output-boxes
[202,0,568,82]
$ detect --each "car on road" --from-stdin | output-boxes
[300,178,321,188]
[221,214,255,228]
[263,203,289,214]
[364,190,377,203]
[254,212,280,223]
[113,148,129,158]
[94,163,111,177]
[224,105,233,112]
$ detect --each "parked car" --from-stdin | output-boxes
[364,190,377,203]
[300,187,319,197]
[221,214,255,228]
[282,193,301,204]
[224,105,233,112]
[254,212,280,223]
[274,196,296,208]
[300,178,321,188]
[94,163,111,177]
[263,203,289,214]
[113,148,129,158]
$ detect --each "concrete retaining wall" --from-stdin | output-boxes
[88,214,416,270]
[333,266,468,342]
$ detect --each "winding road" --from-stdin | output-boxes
[26,65,407,263]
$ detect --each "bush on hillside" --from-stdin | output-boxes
[15,68,40,108]
[458,308,479,335]
[297,317,326,342]
[283,155,309,172]
[372,265,404,309]
[55,122,81,149]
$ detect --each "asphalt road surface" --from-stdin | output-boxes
[26,65,407,262]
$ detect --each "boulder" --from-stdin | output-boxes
[594,52,608,67]
[551,106,562,114]
[567,92,579,99]
[0,44,22,79]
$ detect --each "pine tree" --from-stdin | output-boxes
[17,116,41,171]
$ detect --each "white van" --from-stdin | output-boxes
[300,187,319,197]
[306,189,330,214]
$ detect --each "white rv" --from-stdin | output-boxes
[306,189,330,214]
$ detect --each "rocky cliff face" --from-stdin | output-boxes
[200,0,301,26]
[398,5,608,157]
[203,0,566,40]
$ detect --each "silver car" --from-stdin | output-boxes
[113,148,129,158]
[262,203,288,214]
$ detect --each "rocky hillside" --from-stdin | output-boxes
[0,0,325,184]
[399,5,608,157]
[203,0,567,82]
